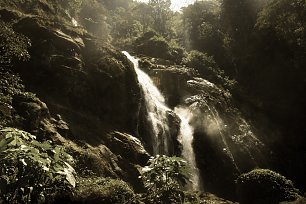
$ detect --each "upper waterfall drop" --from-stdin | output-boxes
[122,51,172,155]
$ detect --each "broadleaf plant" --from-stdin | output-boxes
[140,155,191,204]
[0,128,76,203]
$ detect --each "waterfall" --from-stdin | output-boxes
[174,107,202,191]
[122,51,171,155]
[123,51,202,190]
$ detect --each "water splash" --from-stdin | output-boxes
[122,51,171,155]
[174,106,201,191]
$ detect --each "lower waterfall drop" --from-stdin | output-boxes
[122,51,171,155]
[175,106,202,191]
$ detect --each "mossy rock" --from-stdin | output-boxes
[236,169,300,204]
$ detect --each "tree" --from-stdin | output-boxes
[220,0,270,76]
[109,7,143,48]
[148,0,172,36]
[181,1,226,66]
[132,2,153,34]
[256,0,306,51]
[78,0,111,40]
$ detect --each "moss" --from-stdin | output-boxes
[72,176,136,204]
[236,169,300,204]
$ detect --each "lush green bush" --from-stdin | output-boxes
[0,20,30,67]
[182,50,221,80]
[0,128,76,203]
[134,31,185,63]
[140,155,190,204]
[0,68,24,105]
[182,50,235,88]
[72,176,136,204]
[236,169,300,204]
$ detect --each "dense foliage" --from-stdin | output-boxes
[0,128,76,203]
[0,20,30,67]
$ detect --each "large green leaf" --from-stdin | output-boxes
[0,137,14,152]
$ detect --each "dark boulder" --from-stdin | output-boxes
[106,131,150,165]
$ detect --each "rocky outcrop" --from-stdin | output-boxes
[9,15,141,141]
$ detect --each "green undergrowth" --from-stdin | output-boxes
[72,176,137,204]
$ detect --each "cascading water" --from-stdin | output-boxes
[122,51,171,155]
[174,107,202,191]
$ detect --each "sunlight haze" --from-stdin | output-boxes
[136,0,197,11]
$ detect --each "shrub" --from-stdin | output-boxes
[182,50,235,88]
[183,50,218,72]
[140,155,190,204]
[134,31,186,63]
[0,20,30,67]
[135,31,169,59]
[72,176,136,204]
[0,68,26,105]
[236,169,300,204]
[0,128,76,203]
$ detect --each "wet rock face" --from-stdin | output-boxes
[11,16,141,137]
